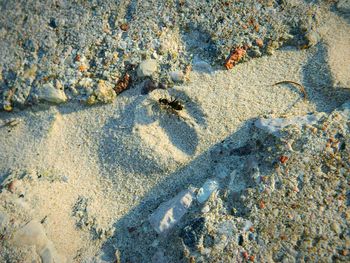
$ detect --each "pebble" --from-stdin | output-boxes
[255,38,264,48]
[192,59,213,73]
[37,83,67,104]
[137,59,158,77]
[141,79,158,95]
[330,222,341,234]
[179,217,206,249]
[170,70,184,83]
[7,180,17,193]
[149,188,196,234]
[201,205,210,213]
[94,80,116,103]
[197,179,219,203]
[48,18,58,28]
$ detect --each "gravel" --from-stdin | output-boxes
[0,0,324,111]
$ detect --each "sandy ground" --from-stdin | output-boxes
[0,2,349,263]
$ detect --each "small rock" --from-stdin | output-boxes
[37,83,67,104]
[151,52,158,59]
[141,79,158,95]
[114,73,131,95]
[192,59,212,73]
[305,31,319,47]
[48,18,58,28]
[179,217,206,249]
[61,176,69,182]
[224,47,246,69]
[7,180,17,193]
[170,70,184,83]
[94,80,116,103]
[197,179,218,203]
[149,188,196,234]
[201,205,210,213]
[137,59,158,77]
[255,38,264,48]
[119,23,129,31]
[330,222,341,234]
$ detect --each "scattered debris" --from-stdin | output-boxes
[37,83,67,104]
[72,196,115,241]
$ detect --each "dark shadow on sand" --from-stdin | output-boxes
[302,43,350,112]
[97,118,273,262]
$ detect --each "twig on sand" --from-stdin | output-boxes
[273,80,307,100]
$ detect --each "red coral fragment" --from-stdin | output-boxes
[224,47,246,70]
[279,155,289,164]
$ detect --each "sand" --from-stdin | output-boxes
[0,2,349,263]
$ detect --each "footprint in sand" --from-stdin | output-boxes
[101,88,207,175]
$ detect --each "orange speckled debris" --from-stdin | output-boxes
[78,65,88,72]
[279,155,289,164]
[224,47,246,70]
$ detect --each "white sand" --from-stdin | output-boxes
[0,8,349,262]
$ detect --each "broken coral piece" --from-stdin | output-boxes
[224,47,246,70]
